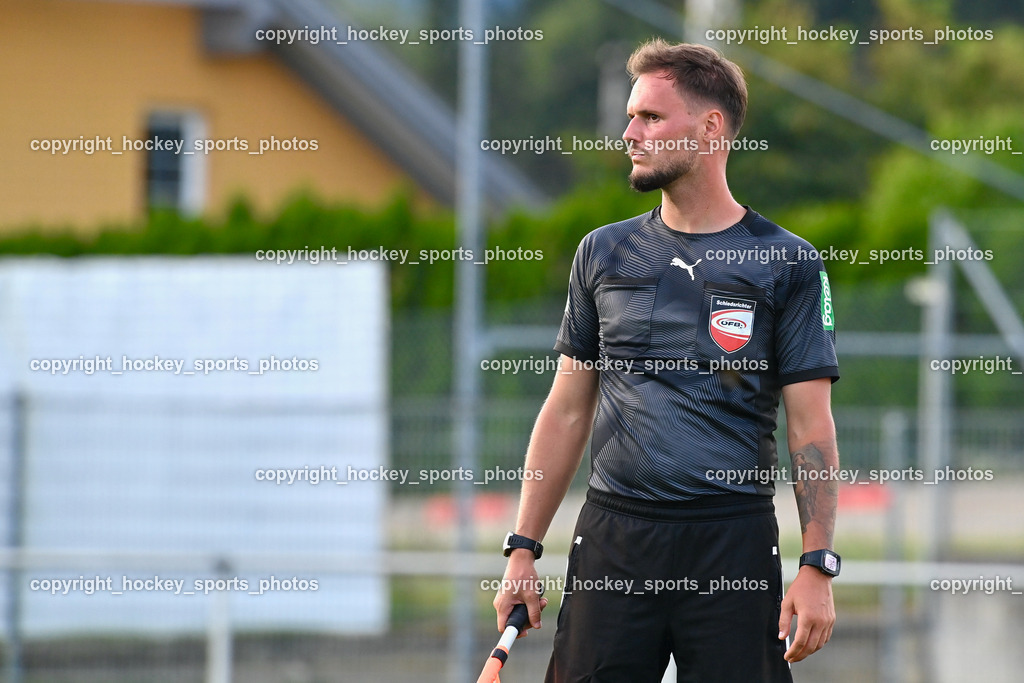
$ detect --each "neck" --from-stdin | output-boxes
[658,166,745,234]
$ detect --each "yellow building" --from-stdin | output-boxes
[0,0,541,231]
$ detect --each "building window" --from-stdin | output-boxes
[144,112,205,214]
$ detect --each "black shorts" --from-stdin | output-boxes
[545,489,793,683]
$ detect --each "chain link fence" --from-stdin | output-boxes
[2,270,1023,682]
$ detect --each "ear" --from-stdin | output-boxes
[702,109,728,140]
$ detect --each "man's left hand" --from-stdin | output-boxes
[778,565,835,662]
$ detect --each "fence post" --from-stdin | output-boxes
[206,558,233,683]
[880,410,908,683]
[4,392,27,683]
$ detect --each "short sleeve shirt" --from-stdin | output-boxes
[555,206,839,500]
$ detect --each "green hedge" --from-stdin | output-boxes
[2,187,1020,408]
[0,179,935,311]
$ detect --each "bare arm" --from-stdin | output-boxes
[493,354,599,633]
[778,377,839,662]
[787,378,839,553]
[515,356,600,540]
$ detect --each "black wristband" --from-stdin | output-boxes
[799,549,841,577]
[503,532,543,559]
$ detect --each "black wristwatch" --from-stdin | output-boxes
[503,532,543,560]
[799,549,841,577]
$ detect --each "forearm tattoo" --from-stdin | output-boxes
[791,442,839,546]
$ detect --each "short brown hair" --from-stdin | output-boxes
[626,38,748,137]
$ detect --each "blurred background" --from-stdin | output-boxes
[1,0,1023,681]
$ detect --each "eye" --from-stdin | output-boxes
[648,113,660,122]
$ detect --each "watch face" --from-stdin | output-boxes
[824,553,839,573]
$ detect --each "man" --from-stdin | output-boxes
[493,38,840,682]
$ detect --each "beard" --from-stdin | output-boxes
[628,150,697,193]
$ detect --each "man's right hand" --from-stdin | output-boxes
[493,548,548,637]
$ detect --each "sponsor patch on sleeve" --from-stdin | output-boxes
[819,271,834,331]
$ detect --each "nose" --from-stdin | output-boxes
[622,117,641,147]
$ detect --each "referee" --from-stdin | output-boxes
[493,38,841,682]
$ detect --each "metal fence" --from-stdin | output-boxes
[2,394,1023,682]
[2,253,1023,681]
[4,548,1024,683]
[392,400,1024,492]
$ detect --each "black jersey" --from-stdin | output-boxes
[555,206,839,501]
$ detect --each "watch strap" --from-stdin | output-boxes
[799,549,841,577]
[503,532,543,560]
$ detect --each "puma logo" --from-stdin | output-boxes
[670,257,701,280]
